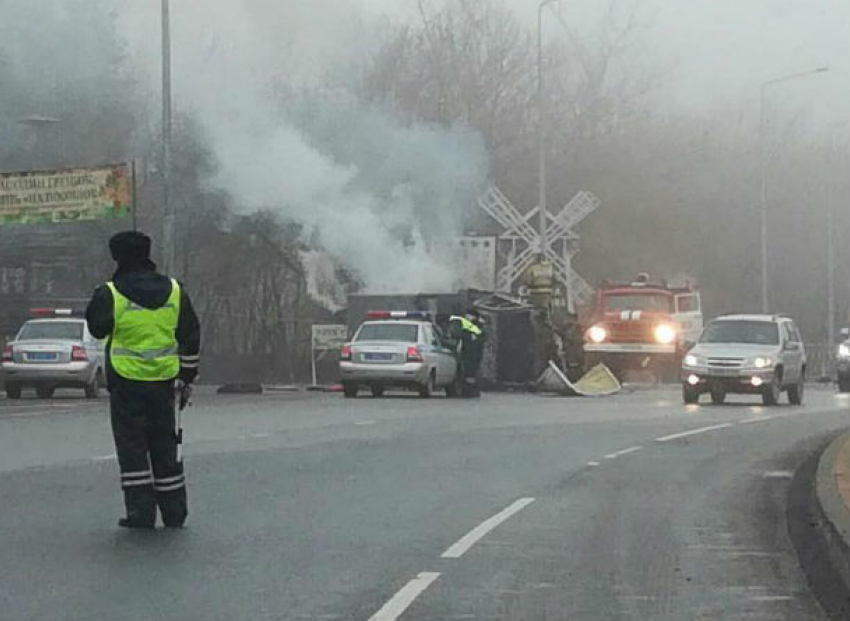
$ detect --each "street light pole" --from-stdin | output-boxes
[161,0,175,275]
[537,0,563,258]
[758,66,828,313]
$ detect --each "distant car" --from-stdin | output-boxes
[681,314,806,406]
[837,332,850,393]
[1,309,105,399]
[339,311,459,398]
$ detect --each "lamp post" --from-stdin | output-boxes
[537,0,565,256]
[758,66,828,312]
[161,0,175,274]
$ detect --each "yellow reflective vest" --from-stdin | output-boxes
[106,279,181,381]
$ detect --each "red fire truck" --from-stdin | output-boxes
[582,274,702,381]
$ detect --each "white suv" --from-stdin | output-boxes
[681,314,806,406]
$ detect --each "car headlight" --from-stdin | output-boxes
[654,323,676,345]
[587,325,607,344]
[839,344,850,358]
[684,354,703,367]
[752,357,773,369]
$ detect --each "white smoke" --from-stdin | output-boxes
[120,0,489,293]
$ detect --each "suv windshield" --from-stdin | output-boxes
[700,320,779,345]
[18,321,83,341]
[356,323,419,343]
[604,294,672,313]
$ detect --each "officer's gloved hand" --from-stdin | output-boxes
[175,380,193,409]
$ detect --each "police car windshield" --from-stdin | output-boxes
[700,320,779,345]
[18,321,83,341]
[604,294,672,313]
[356,323,419,343]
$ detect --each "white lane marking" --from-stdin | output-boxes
[247,433,270,439]
[92,454,116,461]
[738,416,776,425]
[654,423,734,443]
[750,595,794,602]
[587,461,601,467]
[355,420,378,426]
[762,470,793,479]
[604,446,643,459]
[367,572,441,621]
[441,498,536,559]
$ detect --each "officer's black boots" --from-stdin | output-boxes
[118,517,155,530]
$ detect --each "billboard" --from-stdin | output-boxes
[0,164,131,226]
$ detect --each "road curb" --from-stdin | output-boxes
[798,429,850,617]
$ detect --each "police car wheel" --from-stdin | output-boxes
[839,373,850,393]
[343,382,358,398]
[5,383,22,400]
[418,373,435,398]
[84,379,100,399]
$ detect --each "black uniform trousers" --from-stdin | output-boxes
[110,380,187,527]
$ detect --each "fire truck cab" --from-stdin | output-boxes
[583,274,702,380]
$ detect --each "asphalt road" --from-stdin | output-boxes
[1,386,849,620]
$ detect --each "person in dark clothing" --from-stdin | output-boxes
[86,231,200,529]
[448,312,484,398]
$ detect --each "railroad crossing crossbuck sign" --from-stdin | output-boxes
[477,186,600,308]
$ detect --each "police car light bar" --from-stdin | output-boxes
[30,308,84,318]
[366,310,430,320]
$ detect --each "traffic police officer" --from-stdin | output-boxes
[449,312,484,397]
[86,231,200,529]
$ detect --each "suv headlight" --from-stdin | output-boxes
[683,354,705,367]
[839,344,850,358]
[752,357,773,369]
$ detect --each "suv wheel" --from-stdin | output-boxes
[5,383,22,400]
[710,385,726,405]
[762,370,782,406]
[682,384,699,404]
[839,372,850,393]
[788,374,804,405]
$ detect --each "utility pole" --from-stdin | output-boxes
[161,0,175,274]
[757,67,828,313]
[537,0,565,307]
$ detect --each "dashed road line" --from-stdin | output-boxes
[654,423,734,443]
[367,572,441,621]
[441,497,536,559]
[762,470,793,479]
[738,415,776,425]
[587,461,601,467]
[92,454,116,461]
[604,446,643,459]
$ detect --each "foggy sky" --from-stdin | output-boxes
[119,0,849,133]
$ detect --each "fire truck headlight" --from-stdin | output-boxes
[588,325,607,344]
[654,323,676,345]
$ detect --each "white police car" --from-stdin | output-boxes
[339,311,459,398]
[1,309,105,399]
